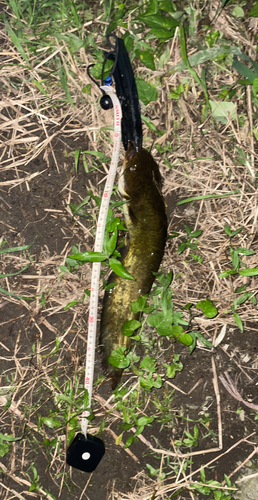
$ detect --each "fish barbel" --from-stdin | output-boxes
[99,145,167,389]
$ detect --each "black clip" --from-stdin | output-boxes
[87,33,142,152]
[66,432,105,473]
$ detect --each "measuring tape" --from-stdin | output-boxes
[81,86,122,437]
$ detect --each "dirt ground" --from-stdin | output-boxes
[1,129,258,500]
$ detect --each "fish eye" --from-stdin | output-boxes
[130,165,136,171]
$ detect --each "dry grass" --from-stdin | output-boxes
[0,2,258,499]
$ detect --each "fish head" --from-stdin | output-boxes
[119,144,162,198]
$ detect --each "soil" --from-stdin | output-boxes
[0,137,258,500]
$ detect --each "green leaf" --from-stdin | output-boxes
[0,238,36,254]
[124,435,135,448]
[4,18,29,63]
[177,191,239,205]
[108,347,131,369]
[109,258,135,280]
[135,49,155,70]
[0,287,34,301]
[239,268,258,276]
[196,299,218,318]
[138,13,178,30]
[89,59,113,80]
[122,319,141,337]
[219,269,237,278]
[149,27,175,40]
[135,78,158,105]
[123,32,134,52]
[249,2,258,16]
[235,248,255,256]
[64,300,80,310]
[140,356,156,373]
[103,227,118,256]
[210,101,237,124]
[142,0,158,16]
[233,6,244,17]
[233,57,257,83]
[83,150,110,162]
[41,417,62,429]
[233,312,243,332]
[178,242,187,254]
[224,224,244,237]
[68,251,107,262]
[192,332,213,347]
[159,0,177,14]
[230,248,239,271]
[0,432,22,442]
[0,262,30,278]
[166,354,183,378]
[232,292,251,309]
[131,294,149,312]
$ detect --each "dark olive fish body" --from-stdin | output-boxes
[99,147,167,389]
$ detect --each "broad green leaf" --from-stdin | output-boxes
[124,435,135,448]
[210,101,237,123]
[233,312,243,332]
[166,355,183,378]
[239,268,258,276]
[69,251,107,262]
[103,227,118,256]
[233,57,257,82]
[233,6,244,17]
[253,77,258,96]
[123,32,134,52]
[131,294,149,312]
[122,319,141,337]
[135,50,155,70]
[196,299,218,318]
[89,59,113,80]
[0,441,10,457]
[175,332,193,346]
[138,14,178,30]
[140,356,156,373]
[135,78,158,105]
[108,346,131,368]
[159,0,177,14]
[109,258,135,280]
[249,2,258,16]
[149,27,175,40]
[142,0,158,16]
[41,417,62,429]
[137,416,154,426]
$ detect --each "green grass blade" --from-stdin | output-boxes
[0,263,31,278]
[4,17,29,64]
[0,287,34,301]
[177,191,239,205]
